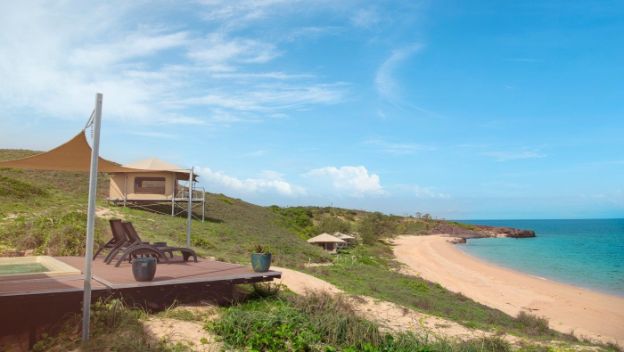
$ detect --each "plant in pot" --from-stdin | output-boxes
[251,245,272,272]
[132,256,157,282]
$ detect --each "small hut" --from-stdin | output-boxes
[307,233,345,253]
[333,232,356,247]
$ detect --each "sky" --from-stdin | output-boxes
[0,0,623,219]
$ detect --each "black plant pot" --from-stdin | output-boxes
[132,257,157,282]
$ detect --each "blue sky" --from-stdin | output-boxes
[1,1,622,219]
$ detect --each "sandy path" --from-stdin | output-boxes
[272,266,513,341]
[393,235,624,345]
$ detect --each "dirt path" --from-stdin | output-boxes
[272,266,509,341]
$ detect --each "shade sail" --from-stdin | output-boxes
[0,130,142,173]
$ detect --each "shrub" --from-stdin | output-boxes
[517,311,550,336]
[315,215,351,235]
[0,174,49,199]
[0,210,106,256]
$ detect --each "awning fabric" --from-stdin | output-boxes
[0,130,144,173]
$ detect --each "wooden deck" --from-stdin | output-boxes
[0,256,281,337]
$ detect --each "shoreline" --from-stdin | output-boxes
[393,234,624,346]
[456,238,624,298]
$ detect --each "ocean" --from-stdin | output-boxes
[456,219,624,296]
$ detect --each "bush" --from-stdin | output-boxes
[0,174,49,199]
[0,210,107,256]
[315,215,351,235]
[209,296,321,351]
[517,311,550,336]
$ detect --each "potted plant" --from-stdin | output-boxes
[251,245,272,272]
[132,256,157,282]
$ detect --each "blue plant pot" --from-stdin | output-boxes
[251,253,272,272]
[132,257,157,282]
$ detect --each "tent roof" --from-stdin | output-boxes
[124,158,186,172]
[0,131,141,173]
[307,233,346,244]
[333,232,355,240]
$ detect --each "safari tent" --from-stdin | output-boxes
[107,157,205,221]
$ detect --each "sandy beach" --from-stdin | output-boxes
[393,235,624,345]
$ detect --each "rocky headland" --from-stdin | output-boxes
[427,221,535,241]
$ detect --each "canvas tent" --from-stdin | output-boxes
[307,233,345,253]
[107,157,205,221]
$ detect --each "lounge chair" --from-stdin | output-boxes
[121,222,198,263]
[93,219,129,260]
[102,219,170,267]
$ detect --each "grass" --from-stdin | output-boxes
[304,244,574,341]
[209,288,522,352]
[32,299,161,352]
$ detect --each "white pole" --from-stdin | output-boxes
[186,167,193,248]
[82,93,102,342]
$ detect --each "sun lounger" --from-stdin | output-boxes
[93,219,129,260]
[101,219,169,267]
[121,222,198,263]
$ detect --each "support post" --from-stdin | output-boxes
[123,174,127,207]
[186,167,193,248]
[82,93,103,343]
[171,177,175,216]
[201,196,205,222]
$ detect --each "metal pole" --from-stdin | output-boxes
[81,93,103,342]
[186,167,193,248]
[171,177,175,216]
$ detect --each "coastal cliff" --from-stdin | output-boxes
[427,221,536,240]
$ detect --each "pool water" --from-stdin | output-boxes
[0,263,49,275]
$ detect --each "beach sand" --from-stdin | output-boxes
[393,235,624,345]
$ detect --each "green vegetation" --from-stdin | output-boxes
[210,289,519,352]
[304,245,568,340]
[32,299,160,352]
[0,149,617,351]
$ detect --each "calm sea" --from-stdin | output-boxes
[456,219,624,296]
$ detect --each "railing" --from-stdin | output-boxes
[175,185,205,200]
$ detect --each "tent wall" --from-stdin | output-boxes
[109,172,177,201]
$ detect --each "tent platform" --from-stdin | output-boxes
[0,257,281,338]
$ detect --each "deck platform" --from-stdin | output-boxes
[0,257,281,338]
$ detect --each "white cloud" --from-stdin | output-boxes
[0,1,347,127]
[306,166,384,196]
[482,149,546,162]
[199,167,306,196]
[375,44,422,102]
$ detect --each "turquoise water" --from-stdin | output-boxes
[457,219,624,296]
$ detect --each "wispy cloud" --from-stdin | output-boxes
[126,131,178,139]
[305,166,384,196]
[375,44,422,102]
[351,8,381,28]
[482,149,546,162]
[0,1,348,127]
[365,139,436,155]
[394,184,451,199]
